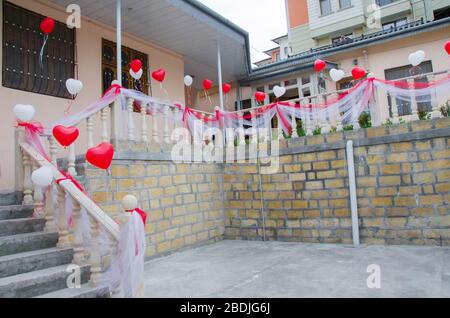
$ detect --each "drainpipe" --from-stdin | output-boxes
[346,140,360,247]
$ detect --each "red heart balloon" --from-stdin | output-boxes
[314,59,326,73]
[255,91,266,103]
[445,41,450,55]
[152,69,166,83]
[203,79,213,91]
[40,17,55,35]
[130,59,142,73]
[222,83,231,94]
[53,125,79,148]
[352,67,366,80]
[86,142,114,170]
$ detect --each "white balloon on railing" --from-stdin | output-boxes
[273,85,286,98]
[31,166,54,187]
[130,69,143,80]
[329,69,345,82]
[13,104,35,122]
[122,194,138,211]
[408,50,425,67]
[66,79,83,95]
[184,75,193,87]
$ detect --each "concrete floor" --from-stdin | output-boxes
[144,240,450,298]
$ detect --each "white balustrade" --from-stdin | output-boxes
[89,216,102,286]
[68,144,76,176]
[391,94,400,124]
[71,199,85,265]
[56,186,70,248]
[291,107,299,138]
[251,111,258,144]
[141,103,148,143]
[101,107,109,143]
[22,152,33,205]
[408,78,420,121]
[127,98,135,141]
[86,116,94,148]
[428,74,442,119]
[152,109,159,143]
[163,106,170,144]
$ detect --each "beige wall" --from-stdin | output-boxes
[0,0,186,192]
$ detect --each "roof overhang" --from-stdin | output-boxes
[47,0,252,89]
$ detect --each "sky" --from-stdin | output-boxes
[198,0,288,63]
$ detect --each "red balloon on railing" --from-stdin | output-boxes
[203,79,213,91]
[352,67,366,80]
[445,41,450,55]
[255,91,266,103]
[86,142,114,170]
[53,125,79,148]
[152,69,166,83]
[222,83,231,94]
[130,59,142,73]
[314,59,326,73]
[40,17,55,34]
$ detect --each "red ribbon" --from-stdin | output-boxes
[56,170,86,194]
[16,121,44,134]
[126,208,147,226]
[102,84,123,98]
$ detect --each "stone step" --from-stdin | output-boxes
[0,247,73,278]
[0,264,91,298]
[0,231,58,257]
[0,205,33,220]
[36,284,111,298]
[0,217,46,237]
[0,192,21,206]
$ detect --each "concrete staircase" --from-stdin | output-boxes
[0,198,110,298]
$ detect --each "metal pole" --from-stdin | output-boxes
[217,42,224,111]
[116,0,122,86]
[346,140,360,247]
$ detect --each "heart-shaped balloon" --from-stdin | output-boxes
[329,69,345,82]
[203,79,213,91]
[184,75,193,87]
[352,67,366,80]
[130,69,143,80]
[152,69,166,83]
[40,17,55,34]
[65,79,83,95]
[408,50,425,67]
[222,83,231,94]
[13,104,35,122]
[314,59,326,73]
[130,59,142,73]
[86,142,114,170]
[255,91,266,103]
[31,166,54,187]
[273,85,286,98]
[53,125,79,148]
[445,41,450,55]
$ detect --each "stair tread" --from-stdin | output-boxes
[0,217,46,237]
[0,205,33,211]
[0,231,58,242]
[0,205,34,220]
[36,284,110,298]
[0,264,86,286]
[0,247,72,263]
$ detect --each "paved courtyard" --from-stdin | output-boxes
[144,240,450,298]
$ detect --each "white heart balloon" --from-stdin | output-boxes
[408,50,425,67]
[329,69,345,82]
[184,75,193,87]
[66,79,83,95]
[13,104,35,122]
[273,85,286,98]
[130,69,143,80]
[31,166,54,187]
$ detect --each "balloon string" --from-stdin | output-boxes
[204,90,212,106]
[64,96,75,116]
[160,83,169,98]
[187,86,191,107]
[39,34,48,70]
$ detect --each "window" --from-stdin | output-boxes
[319,0,332,15]
[433,6,450,21]
[332,33,353,45]
[382,18,407,30]
[384,61,433,116]
[2,1,75,98]
[275,53,281,62]
[339,0,351,9]
[375,0,395,6]
[102,39,149,94]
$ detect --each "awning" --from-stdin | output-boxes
[48,0,252,89]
